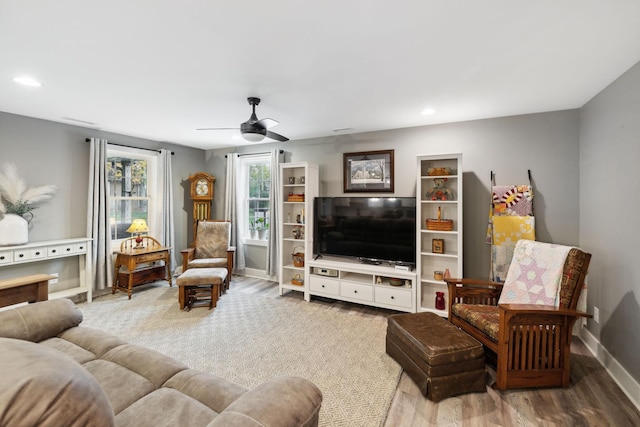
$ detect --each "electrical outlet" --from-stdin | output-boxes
[49,273,59,285]
[593,306,599,324]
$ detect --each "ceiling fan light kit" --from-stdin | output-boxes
[198,97,289,143]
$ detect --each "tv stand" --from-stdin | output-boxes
[307,256,416,312]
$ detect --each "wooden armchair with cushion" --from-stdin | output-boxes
[181,220,235,290]
[445,239,591,390]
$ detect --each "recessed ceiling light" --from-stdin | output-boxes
[420,108,436,116]
[13,76,42,87]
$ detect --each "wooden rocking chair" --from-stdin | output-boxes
[445,240,591,390]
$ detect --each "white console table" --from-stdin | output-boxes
[0,237,93,302]
[307,257,416,313]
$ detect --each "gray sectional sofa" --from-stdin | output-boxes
[0,299,322,427]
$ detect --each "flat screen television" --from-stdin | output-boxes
[313,197,416,266]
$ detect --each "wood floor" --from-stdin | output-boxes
[234,276,640,427]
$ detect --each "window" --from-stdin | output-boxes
[242,156,271,240]
[107,147,158,244]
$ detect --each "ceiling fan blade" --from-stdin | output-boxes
[266,131,289,142]
[256,118,278,129]
[196,127,238,131]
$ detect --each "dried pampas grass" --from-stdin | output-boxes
[0,162,57,217]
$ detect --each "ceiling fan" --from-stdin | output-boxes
[197,97,289,142]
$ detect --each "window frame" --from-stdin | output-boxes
[239,154,271,245]
[107,146,159,249]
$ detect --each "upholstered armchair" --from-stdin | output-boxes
[445,240,591,390]
[181,221,235,290]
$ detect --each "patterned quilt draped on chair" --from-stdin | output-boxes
[452,240,579,344]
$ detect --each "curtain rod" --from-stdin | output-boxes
[85,138,175,155]
[225,149,284,158]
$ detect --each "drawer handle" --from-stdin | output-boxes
[79,246,84,250]
[321,284,325,288]
[19,254,24,258]
[354,290,358,294]
[51,249,57,253]
[391,296,395,299]
[0,256,4,260]
[66,248,71,252]
[35,251,41,255]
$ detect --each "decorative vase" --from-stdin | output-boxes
[435,292,445,310]
[444,268,451,279]
[0,214,29,246]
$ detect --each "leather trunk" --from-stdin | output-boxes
[386,312,486,402]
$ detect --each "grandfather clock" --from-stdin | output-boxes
[188,172,215,236]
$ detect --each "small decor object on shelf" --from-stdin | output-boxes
[426,206,454,231]
[288,177,296,184]
[292,245,305,267]
[426,178,453,201]
[300,176,305,184]
[126,219,149,249]
[291,274,304,286]
[427,167,451,176]
[434,271,444,281]
[0,162,57,246]
[443,268,451,279]
[435,292,446,310]
[432,238,444,254]
[376,276,382,284]
[389,278,404,287]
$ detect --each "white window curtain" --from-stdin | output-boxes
[266,149,282,276]
[86,138,112,290]
[224,153,243,272]
[158,149,175,272]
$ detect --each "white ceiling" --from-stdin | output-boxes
[1,1,640,150]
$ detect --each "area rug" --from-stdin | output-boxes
[77,283,402,427]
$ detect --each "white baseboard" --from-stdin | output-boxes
[579,328,640,411]
[242,268,276,282]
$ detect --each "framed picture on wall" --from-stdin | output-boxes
[343,149,394,193]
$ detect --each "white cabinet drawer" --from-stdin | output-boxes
[309,275,339,296]
[47,246,63,256]
[30,248,47,259]
[74,243,88,253]
[13,250,30,262]
[340,281,373,302]
[375,286,412,308]
[60,245,75,256]
[0,251,12,264]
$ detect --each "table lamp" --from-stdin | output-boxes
[126,219,149,249]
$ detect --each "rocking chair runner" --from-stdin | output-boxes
[445,240,591,390]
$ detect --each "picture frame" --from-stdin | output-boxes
[343,149,394,193]
[432,238,444,254]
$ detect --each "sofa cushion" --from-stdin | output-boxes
[40,326,127,364]
[452,304,500,342]
[115,388,217,427]
[164,369,247,414]
[0,298,82,342]
[0,337,114,427]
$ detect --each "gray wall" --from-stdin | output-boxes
[207,109,581,279]
[0,112,206,292]
[579,61,640,383]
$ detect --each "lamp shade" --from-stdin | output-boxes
[126,219,149,233]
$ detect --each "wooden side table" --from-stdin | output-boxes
[113,243,172,299]
[0,274,55,308]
